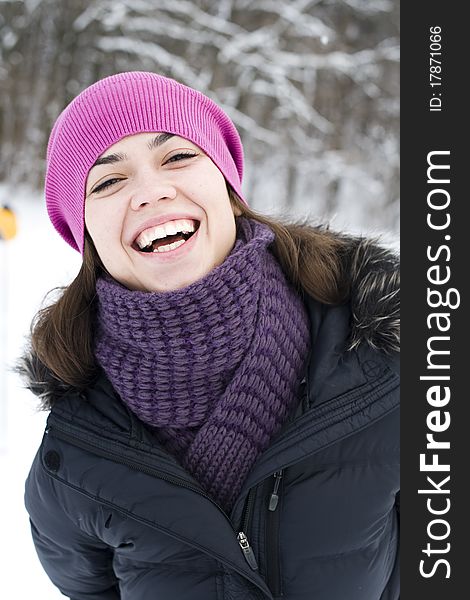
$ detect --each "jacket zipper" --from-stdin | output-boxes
[46,423,259,571]
[237,486,259,570]
[266,470,283,597]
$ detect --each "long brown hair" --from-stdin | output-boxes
[27,187,349,396]
[28,231,104,392]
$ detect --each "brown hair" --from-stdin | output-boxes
[228,190,348,303]
[27,188,349,395]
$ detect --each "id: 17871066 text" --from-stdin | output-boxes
[429,26,442,112]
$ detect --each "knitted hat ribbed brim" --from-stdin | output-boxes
[45,71,247,253]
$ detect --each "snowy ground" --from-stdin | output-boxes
[0,182,398,597]
[1,183,80,598]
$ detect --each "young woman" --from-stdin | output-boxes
[20,71,399,600]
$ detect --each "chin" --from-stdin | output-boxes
[140,273,199,293]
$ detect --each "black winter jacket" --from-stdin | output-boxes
[23,240,400,600]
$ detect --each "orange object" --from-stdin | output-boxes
[0,205,17,241]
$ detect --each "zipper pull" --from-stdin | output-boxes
[237,531,259,570]
[268,470,283,511]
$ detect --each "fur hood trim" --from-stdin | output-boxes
[343,236,400,354]
[15,352,84,409]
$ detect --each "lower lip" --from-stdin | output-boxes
[134,226,200,262]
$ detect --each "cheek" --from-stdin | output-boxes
[84,202,121,257]
[214,210,237,263]
[84,201,101,237]
[189,163,226,200]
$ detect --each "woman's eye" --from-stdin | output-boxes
[165,152,198,164]
[92,178,122,194]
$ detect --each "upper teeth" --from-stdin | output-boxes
[135,219,197,250]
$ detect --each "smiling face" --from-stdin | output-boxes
[84,132,241,292]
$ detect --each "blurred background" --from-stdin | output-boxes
[0,0,399,596]
[1,0,400,230]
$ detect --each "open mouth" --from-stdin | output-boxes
[133,219,200,254]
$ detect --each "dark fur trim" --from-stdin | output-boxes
[343,237,400,354]
[15,352,83,410]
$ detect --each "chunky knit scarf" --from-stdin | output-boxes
[94,218,310,513]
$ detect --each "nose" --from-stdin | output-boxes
[129,174,177,211]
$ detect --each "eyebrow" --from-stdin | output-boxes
[90,133,176,169]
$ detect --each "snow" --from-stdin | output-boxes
[0,181,397,596]
[0,183,80,598]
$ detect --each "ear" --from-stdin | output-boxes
[232,204,243,217]
[226,182,244,216]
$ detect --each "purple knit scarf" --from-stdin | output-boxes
[94,218,310,513]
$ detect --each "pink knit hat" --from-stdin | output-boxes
[45,71,247,253]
